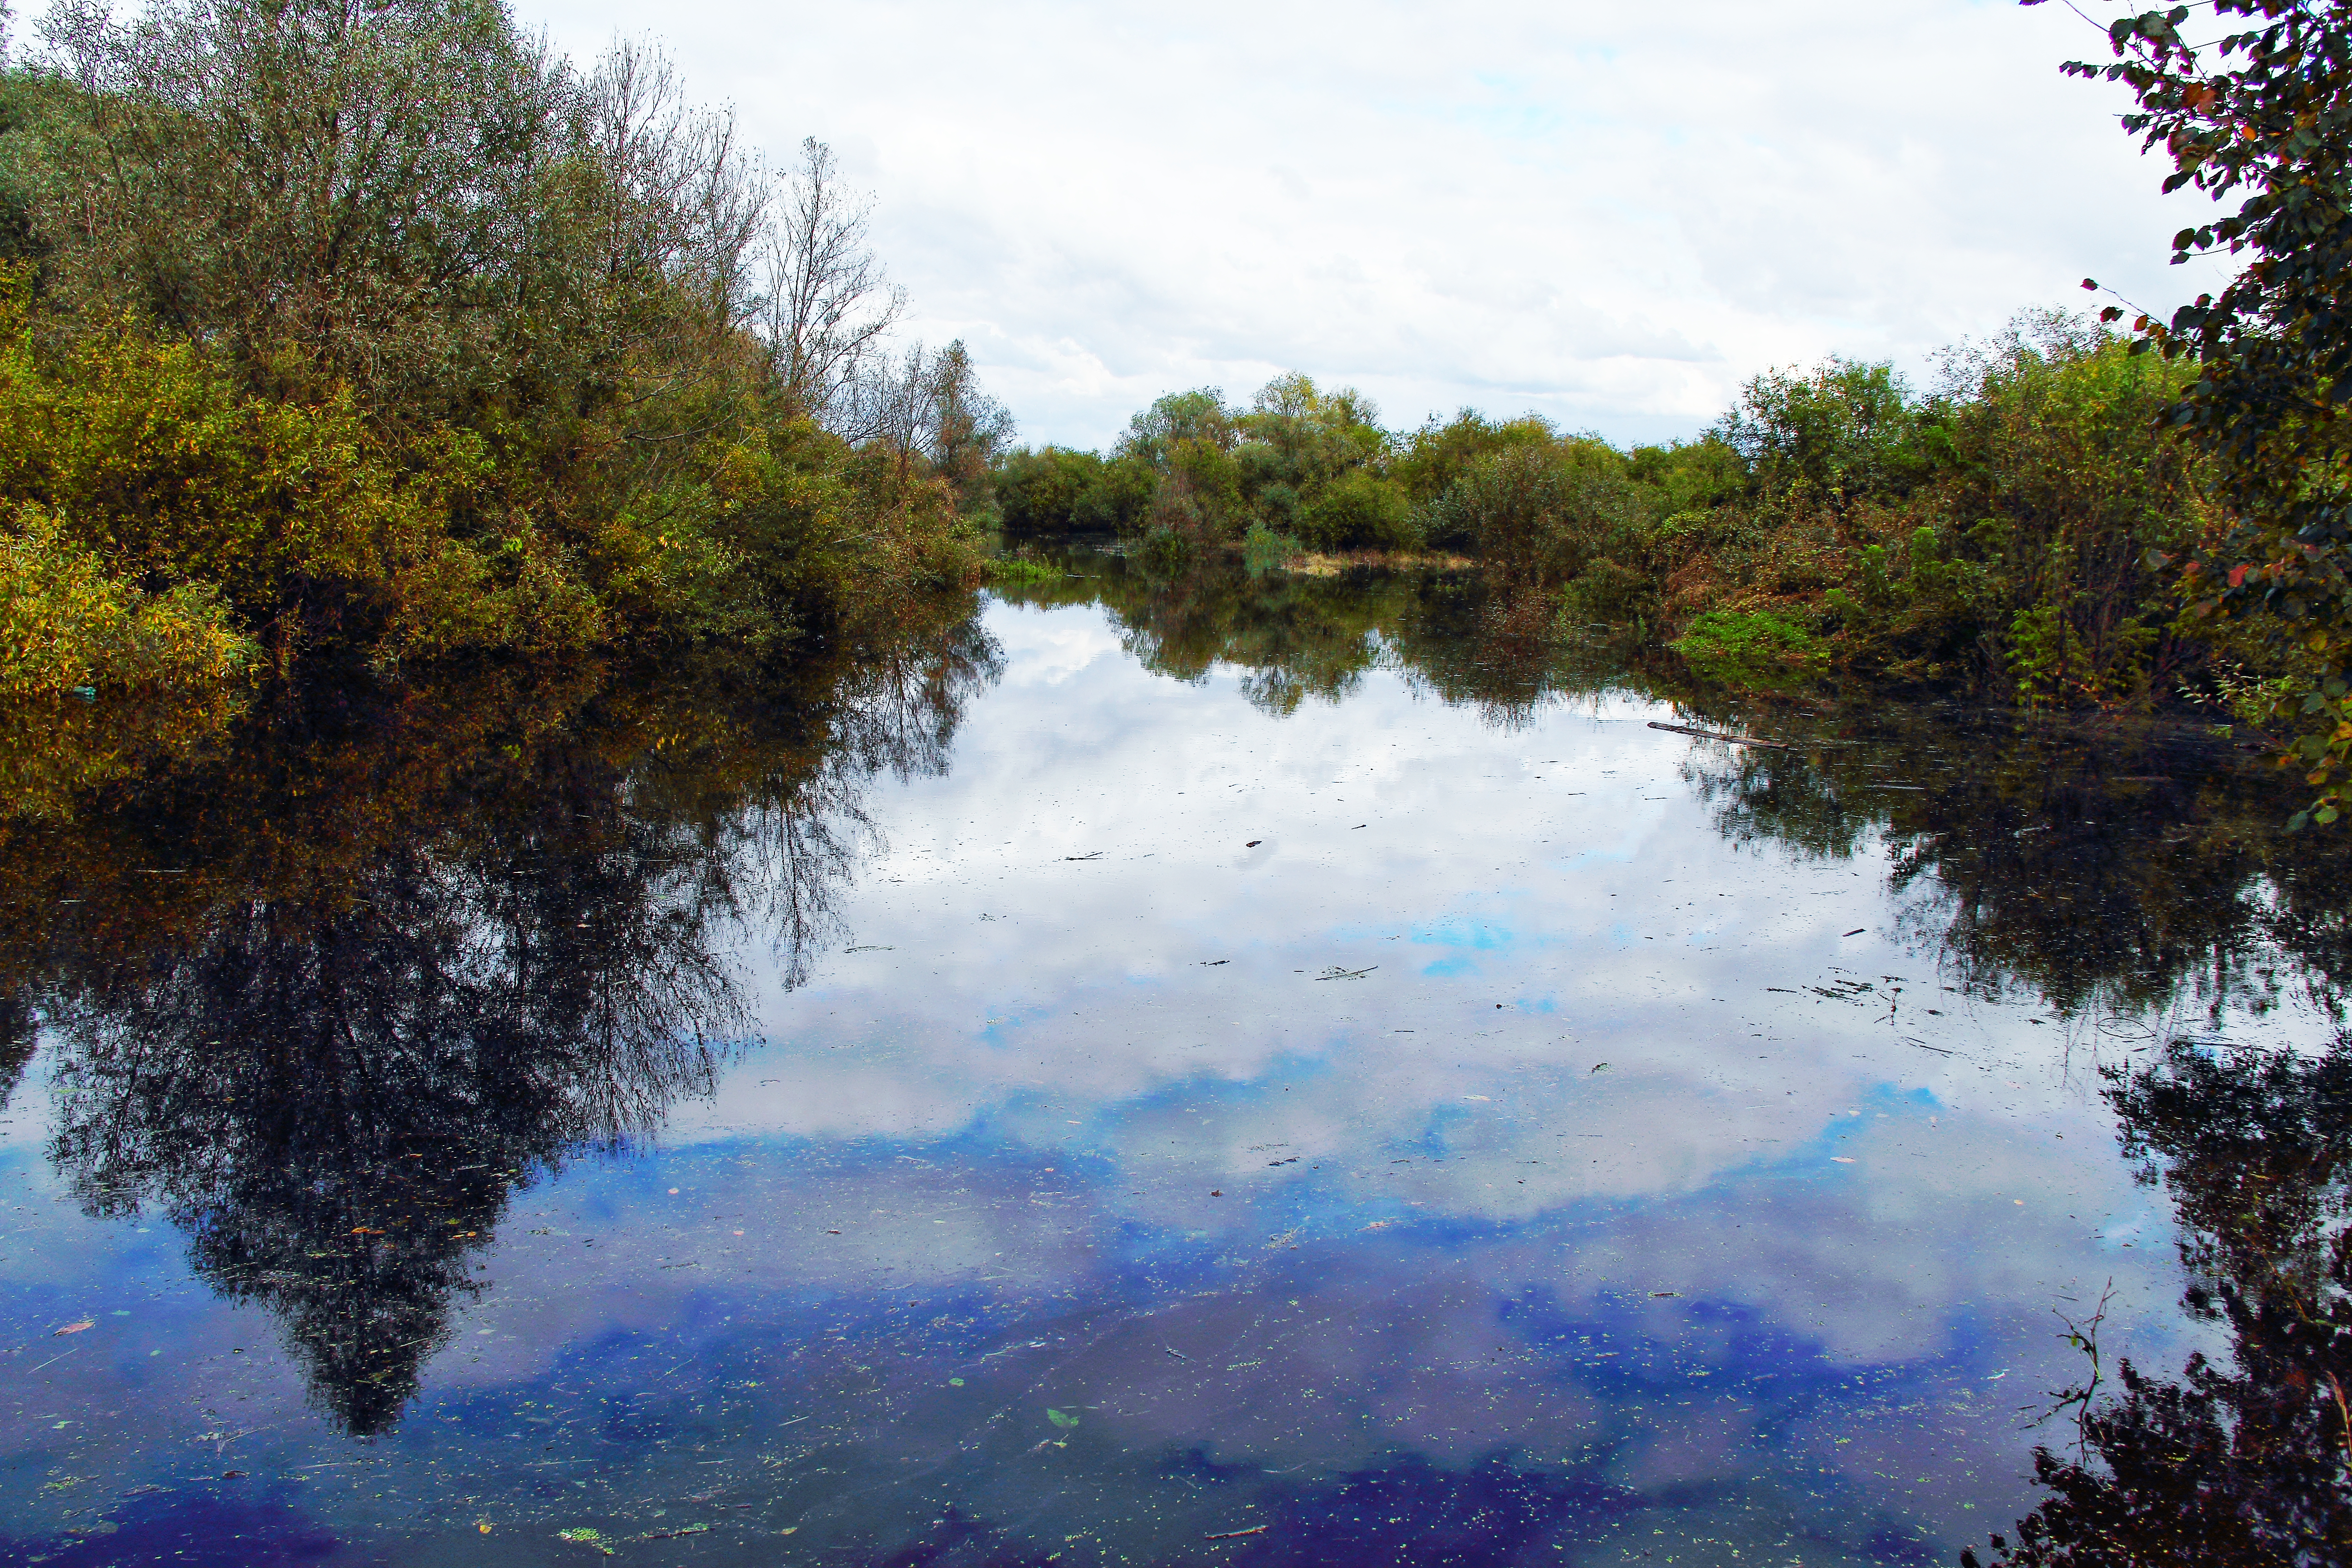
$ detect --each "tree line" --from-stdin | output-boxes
[995,318,2231,711]
[994,0,2352,832]
[0,0,1011,713]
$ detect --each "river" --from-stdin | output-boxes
[2,549,2344,1565]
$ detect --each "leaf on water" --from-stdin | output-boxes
[1832,1156,1856,1163]
[1589,1063,1611,1073]
[52,1320,93,1336]
[557,1528,614,1554]
[1046,1407,1080,1428]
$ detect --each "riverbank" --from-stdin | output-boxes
[993,317,2271,727]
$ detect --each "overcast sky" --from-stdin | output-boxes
[416,4,2259,446]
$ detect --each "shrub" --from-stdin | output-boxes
[1671,609,1828,689]
[996,447,1102,535]
[0,504,258,695]
[1243,523,1302,576]
[1300,468,1416,550]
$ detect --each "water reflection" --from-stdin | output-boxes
[995,544,1608,726]
[1676,704,2352,1022]
[2,553,2347,1565]
[1971,1036,2352,1566]
[5,603,1000,1434]
[1017,544,2342,1024]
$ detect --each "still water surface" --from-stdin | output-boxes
[1,555,2344,1565]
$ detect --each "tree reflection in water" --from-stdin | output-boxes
[1967,1038,2352,1567]
[1673,703,2352,1024]
[0,602,1000,1434]
[1013,543,2346,1026]
[995,542,1622,729]
[1004,548,2352,1565]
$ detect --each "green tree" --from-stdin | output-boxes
[2041,0,2352,821]
[1391,408,1562,517]
[0,0,991,694]
[1716,358,1931,510]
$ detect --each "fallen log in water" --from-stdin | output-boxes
[1646,721,1795,750]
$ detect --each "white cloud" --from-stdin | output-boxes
[514,0,2231,446]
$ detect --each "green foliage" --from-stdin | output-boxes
[1300,466,1415,550]
[1717,358,1934,508]
[1624,436,1747,514]
[0,502,256,695]
[988,321,2211,714]
[1027,374,1421,552]
[997,446,1101,535]
[2050,1,2352,823]
[1690,318,2204,699]
[1234,373,1390,539]
[1151,434,1246,540]
[1118,389,1238,468]
[0,0,991,704]
[1670,609,1828,688]
[986,552,1064,586]
[1390,409,1561,514]
[1242,522,1302,577]
[1428,446,1651,596]
[0,303,619,661]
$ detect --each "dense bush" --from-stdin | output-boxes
[1673,315,2206,701]
[0,502,254,696]
[1004,313,2228,711]
[0,0,996,706]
